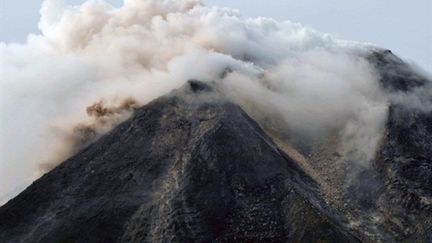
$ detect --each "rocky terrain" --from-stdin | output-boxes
[0,50,431,242]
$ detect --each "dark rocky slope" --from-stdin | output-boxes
[269,50,432,242]
[0,81,359,242]
[1,50,431,243]
[371,50,432,242]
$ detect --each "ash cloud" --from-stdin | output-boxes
[37,97,139,173]
[0,0,407,203]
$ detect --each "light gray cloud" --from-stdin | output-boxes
[0,0,394,204]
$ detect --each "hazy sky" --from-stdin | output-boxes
[0,0,431,71]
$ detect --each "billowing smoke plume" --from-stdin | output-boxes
[1,0,392,203]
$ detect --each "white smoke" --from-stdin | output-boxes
[1,0,390,204]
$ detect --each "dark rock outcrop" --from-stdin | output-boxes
[370,50,432,242]
[368,49,427,91]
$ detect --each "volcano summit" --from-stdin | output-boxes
[1,50,432,242]
[1,0,432,242]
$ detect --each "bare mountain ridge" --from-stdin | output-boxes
[0,80,359,242]
[0,50,431,242]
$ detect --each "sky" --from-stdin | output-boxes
[0,0,431,72]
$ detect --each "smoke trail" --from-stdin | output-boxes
[1,0,391,203]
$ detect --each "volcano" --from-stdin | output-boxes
[0,50,431,243]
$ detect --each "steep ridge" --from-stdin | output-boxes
[267,50,432,242]
[1,50,431,243]
[213,48,432,243]
[371,50,432,242]
[0,81,359,242]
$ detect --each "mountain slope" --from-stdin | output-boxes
[1,50,431,243]
[371,50,432,242]
[0,81,359,242]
